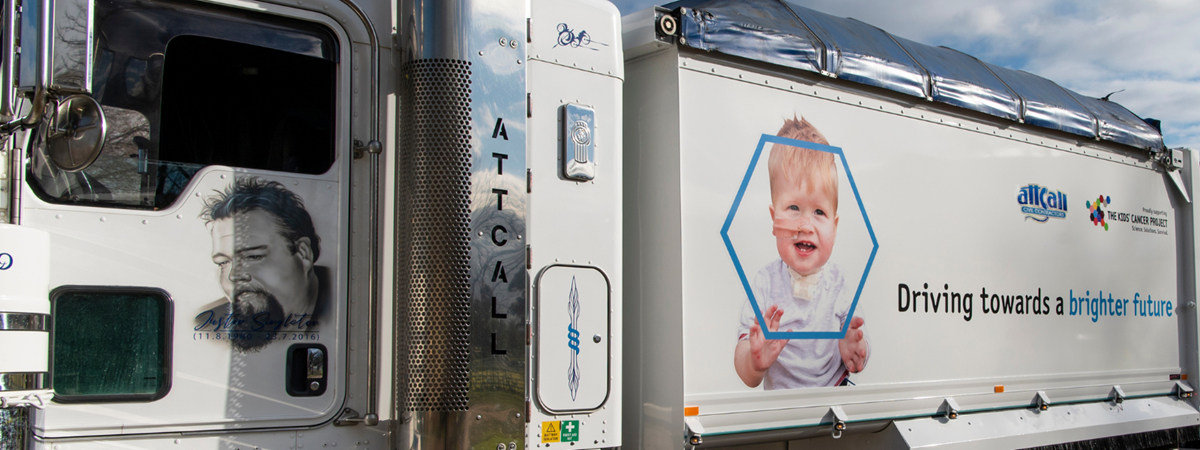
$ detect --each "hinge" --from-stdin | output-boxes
[828,406,847,439]
[939,397,960,419]
[526,245,532,269]
[1035,391,1051,411]
[527,93,532,118]
[684,417,705,448]
[527,18,532,43]
[526,168,532,193]
[333,407,363,426]
[1162,148,1190,203]
[1176,380,1194,399]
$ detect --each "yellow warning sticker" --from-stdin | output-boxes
[541,421,560,443]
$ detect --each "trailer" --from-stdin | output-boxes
[0,0,1197,448]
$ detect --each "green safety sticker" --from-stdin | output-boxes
[541,420,580,444]
[560,420,579,442]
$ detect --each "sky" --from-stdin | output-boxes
[609,0,1200,150]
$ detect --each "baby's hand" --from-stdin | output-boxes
[838,317,868,373]
[747,305,789,372]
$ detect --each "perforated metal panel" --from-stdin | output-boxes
[0,406,31,449]
[394,58,473,412]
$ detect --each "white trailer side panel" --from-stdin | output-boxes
[624,46,1196,448]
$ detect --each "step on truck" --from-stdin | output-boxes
[0,0,1198,449]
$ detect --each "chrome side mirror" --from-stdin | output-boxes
[6,0,102,170]
[15,0,49,93]
[17,0,92,94]
[2,0,50,130]
[49,0,92,94]
[3,0,95,134]
[1,0,18,118]
[44,94,104,171]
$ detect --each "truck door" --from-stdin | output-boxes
[18,0,360,438]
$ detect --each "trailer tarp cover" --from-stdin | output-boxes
[785,4,928,99]
[891,35,1020,121]
[665,0,1165,151]
[1070,90,1167,151]
[673,0,824,74]
[983,61,1099,139]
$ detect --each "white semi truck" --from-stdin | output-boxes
[0,0,1197,448]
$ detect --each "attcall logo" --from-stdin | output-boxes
[1018,184,1067,222]
[1087,195,1111,231]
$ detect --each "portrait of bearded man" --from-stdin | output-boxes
[196,176,330,352]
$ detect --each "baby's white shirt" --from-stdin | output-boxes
[737,260,854,390]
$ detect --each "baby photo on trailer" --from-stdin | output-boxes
[722,115,878,392]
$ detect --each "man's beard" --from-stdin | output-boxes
[229,287,284,353]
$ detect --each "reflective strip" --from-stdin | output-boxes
[0,313,47,331]
[0,372,47,391]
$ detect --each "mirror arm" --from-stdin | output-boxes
[21,86,46,126]
[0,87,45,132]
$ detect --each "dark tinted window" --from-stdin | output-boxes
[52,288,172,401]
[155,36,336,206]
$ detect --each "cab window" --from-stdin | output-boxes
[27,0,337,209]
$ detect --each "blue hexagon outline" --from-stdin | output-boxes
[720,134,879,340]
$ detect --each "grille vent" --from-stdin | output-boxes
[394,58,473,412]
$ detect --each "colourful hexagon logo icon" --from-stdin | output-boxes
[721,134,878,340]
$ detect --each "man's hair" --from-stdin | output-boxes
[767,115,838,213]
[201,177,321,261]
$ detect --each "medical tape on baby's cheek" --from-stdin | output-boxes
[773,216,807,239]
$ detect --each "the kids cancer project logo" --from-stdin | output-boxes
[1083,195,1169,235]
[1087,195,1111,231]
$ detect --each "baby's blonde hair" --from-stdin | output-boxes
[767,115,838,213]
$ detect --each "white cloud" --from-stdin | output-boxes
[612,0,1200,149]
